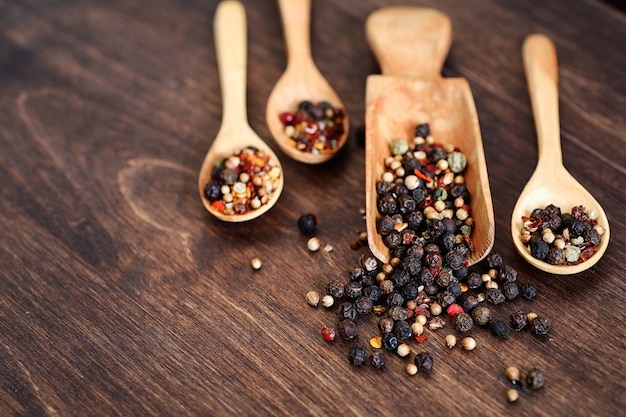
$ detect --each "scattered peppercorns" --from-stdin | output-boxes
[279,100,345,154]
[520,204,604,265]
[348,346,367,366]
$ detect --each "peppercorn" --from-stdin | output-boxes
[526,369,545,389]
[457,293,479,313]
[446,303,464,318]
[297,213,317,234]
[485,288,505,305]
[394,320,413,340]
[381,333,399,351]
[499,265,518,283]
[502,281,519,300]
[438,291,456,309]
[338,319,358,340]
[466,272,483,289]
[531,316,551,336]
[388,305,409,322]
[321,295,334,308]
[461,336,476,351]
[445,334,457,348]
[472,305,492,326]
[321,324,336,341]
[345,281,363,299]
[326,280,344,299]
[414,123,430,138]
[506,389,519,403]
[505,366,520,383]
[414,352,434,372]
[363,285,383,303]
[336,302,357,321]
[348,346,367,366]
[510,310,528,331]
[396,343,411,357]
[487,252,503,269]
[306,291,320,307]
[370,351,386,369]
[521,283,537,299]
[529,238,549,260]
[490,320,508,338]
[354,296,373,315]
[454,312,474,333]
[405,363,418,376]
[307,237,321,252]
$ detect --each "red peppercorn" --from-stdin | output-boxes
[279,112,295,125]
[321,324,336,341]
[446,303,464,318]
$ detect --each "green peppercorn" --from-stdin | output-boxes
[526,369,545,389]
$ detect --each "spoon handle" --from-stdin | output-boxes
[523,34,563,172]
[214,1,249,127]
[277,0,315,71]
[365,7,451,79]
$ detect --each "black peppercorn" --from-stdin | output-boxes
[510,310,528,331]
[363,285,383,302]
[414,123,430,138]
[454,312,474,333]
[378,318,394,334]
[545,247,566,265]
[485,288,505,305]
[388,305,408,322]
[529,238,549,260]
[438,291,456,309]
[472,305,492,326]
[531,316,551,336]
[348,346,367,366]
[203,181,222,202]
[326,280,345,299]
[526,369,545,389]
[394,320,413,340]
[345,281,363,299]
[338,319,358,340]
[354,296,373,315]
[401,281,420,300]
[387,292,405,307]
[414,352,434,372]
[466,272,483,289]
[502,281,519,300]
[336,302,357,321]
[381,333,399,351]
[490,319,508,338]
[377,194,398,215]
[487,252,503,269]
[297,213,317,234]
[377,215,395,235]
[370,351,386,369]
[390,268,410,287]
[499,265,518,283]
[350,267,365,282]
[521,283,537,299]
[457,293,479,313]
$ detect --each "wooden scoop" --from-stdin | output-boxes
[364,7,495,265]
[198,0,284,222]
[510,34,610,274]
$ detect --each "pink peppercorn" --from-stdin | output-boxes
[321,324,336,341]
[447,303,464,318]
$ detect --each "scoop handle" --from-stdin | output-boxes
[523,34,563,171]
[365,7,452,79]
[214,0,248,127]
[277,0,315,71]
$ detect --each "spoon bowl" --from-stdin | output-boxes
[198,0,284,222]
[364,7,495,265]
[511,34,610,274]
[266,0,349,164]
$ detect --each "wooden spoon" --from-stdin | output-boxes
[198,0,284,222]
[510,34,610,274]
[265,0,349,164]
[364,7,495,265]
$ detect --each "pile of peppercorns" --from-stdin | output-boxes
[279,100,345,154]
[305,123,551,376]
[520,204,605,265]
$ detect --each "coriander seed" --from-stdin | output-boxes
[506,388,519,403]
[307,237,321,252]
[505,366,521,383]
[405,363,418,376]
[305,291,320,307]
[321,295,334,308]
[445,334,457,348]
[461,337,476,351]
[397,343,411,357]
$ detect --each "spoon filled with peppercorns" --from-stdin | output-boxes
[198,1,284,222]
[265,0,349,164]
[510,34,610,274]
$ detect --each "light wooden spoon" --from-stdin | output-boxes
[364,7,495,266]
[510,34,610,274]
[198,0,284,222]
[265,0,349,164]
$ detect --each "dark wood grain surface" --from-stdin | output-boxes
[1,0,624,416]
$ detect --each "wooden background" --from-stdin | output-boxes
[1,0,624,416]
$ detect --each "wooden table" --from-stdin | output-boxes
[1,0,624,415]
